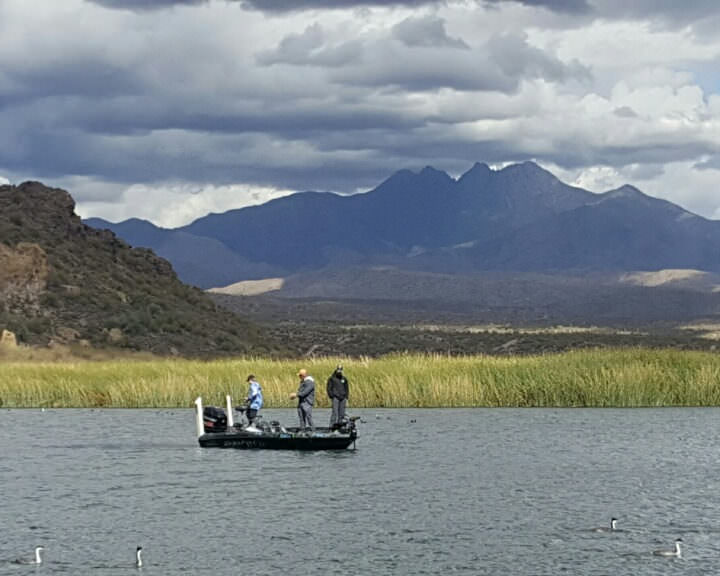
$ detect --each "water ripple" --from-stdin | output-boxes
[2,407,720,575]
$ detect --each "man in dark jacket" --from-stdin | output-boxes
[290,368,315,431]
[326,364,349,429]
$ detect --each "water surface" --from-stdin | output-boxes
[2,408,719,575]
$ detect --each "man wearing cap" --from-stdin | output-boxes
[326,365,349,429]
[245,374,263,427]
[290,369,315,431]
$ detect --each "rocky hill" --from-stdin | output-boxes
[0,182,274,356]
[86,162,720,289]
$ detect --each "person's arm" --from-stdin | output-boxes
[344,377,349,400]
[327,377,334,399]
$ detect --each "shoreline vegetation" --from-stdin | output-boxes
[1,348,719,408]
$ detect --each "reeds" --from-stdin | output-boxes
[1,348,719,408]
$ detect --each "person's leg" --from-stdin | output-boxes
[246,408,257,426]
[305,404,314,430]
[331,397,340,427]
[338,398,346,423]
[297,405,305,430]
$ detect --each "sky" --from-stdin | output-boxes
[1,0,720,227]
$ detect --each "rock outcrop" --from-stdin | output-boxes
[0,181,276,356]
[0,242,49,314]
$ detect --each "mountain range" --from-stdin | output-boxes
[85,162,720,290]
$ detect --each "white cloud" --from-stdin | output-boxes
[72,179,296,227]
[549,158,720,220]
[569,165,623,192]
[633,160,720,220]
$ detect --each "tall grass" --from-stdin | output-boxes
[1,349,719,408]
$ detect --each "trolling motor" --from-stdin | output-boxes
[233,402,271,433]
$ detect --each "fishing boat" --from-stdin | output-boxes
[194,396,358,450]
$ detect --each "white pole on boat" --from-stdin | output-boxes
[194,397,204,438]
[226,394,234,428]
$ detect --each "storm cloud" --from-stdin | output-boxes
[1,0,720,226]
[86,0,720,22]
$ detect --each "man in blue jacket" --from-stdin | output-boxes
[245,374,263,426]
[290,368,315,431]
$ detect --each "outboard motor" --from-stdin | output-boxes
[337,415,360,433]
[203,406,227,433]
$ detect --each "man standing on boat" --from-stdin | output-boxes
[290,369,315,431]
[327,364,349,429]
[245,374,263,427]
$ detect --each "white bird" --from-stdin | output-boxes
[593,517,618,532]
[653,538,683,558]
[12,546,44,565]
[136,546,143,568]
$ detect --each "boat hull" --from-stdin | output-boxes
[198,428,357,450]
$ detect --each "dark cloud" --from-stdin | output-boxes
[259,27,587,92]
[541,140,717,172]
[695,157,720,171]
[591,0,720,24]
[487,33,590,83]
[75,101,424,137]
[392,15,469,49]
[87,0,438,11]
[88,0,590,14]
[613,106,638,118]
[256,23,363,67]
[264,21,324,58]
[485,0,720,23]
[239,0,436,11]
[3,61,144,101]
[620,163,664,180]
[85,0,720,25]
[484,0,591,14]
[328,54,517,92]
[87,0,206,9]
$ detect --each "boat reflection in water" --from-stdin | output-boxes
[194,396,359,450]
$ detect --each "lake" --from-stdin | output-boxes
[1,407,719,575]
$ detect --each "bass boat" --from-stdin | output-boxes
[194,396,358,450]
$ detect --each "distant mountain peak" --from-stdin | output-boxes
[499,160,557,179]
[380,168,415,187]
[604,184,645,199]
[375,165,453,194]
[419,165,454,185]
[418,165,452,178]
[124,216,157,225]
[458,162,491,184]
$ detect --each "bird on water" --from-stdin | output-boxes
[653,538,683,558]
[12,546,44,565]
[592,517,618,532]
